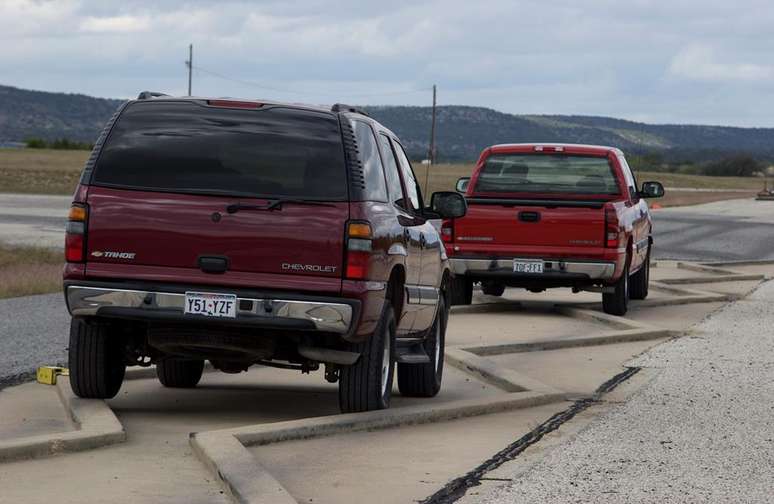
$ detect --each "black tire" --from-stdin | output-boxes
[68,318,126,399]
[629,247,650,300]
[156,358,204,388]
[481,281,506,297]
[602,260,629,316]
[398,296,447,397]
[339,303,396,413]
[450,276,473,305]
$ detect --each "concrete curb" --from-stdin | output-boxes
[703,259,774,267]
[0,380,125,463]
[444,347,561,394]
[190,389,564,504]
[464,328,673,356]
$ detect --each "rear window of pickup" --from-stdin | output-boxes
[475,154,620,195]
[91,101,347,200]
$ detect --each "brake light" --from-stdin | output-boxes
[345,221,372,280]
[207,99,262,109]
[604,205,620,248]
[441,218,454,244]
[65,203,88,262]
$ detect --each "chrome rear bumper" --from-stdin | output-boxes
[66,285,354,334]
[450,258,616,280]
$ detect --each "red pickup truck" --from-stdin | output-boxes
[445,144,664,315]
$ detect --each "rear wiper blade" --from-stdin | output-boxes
[226,199,336,214]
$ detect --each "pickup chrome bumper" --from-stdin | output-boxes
[66,285,354,334]
[449,258,616,280]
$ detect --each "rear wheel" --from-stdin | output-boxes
[338,302,396,413]
[68,318,126,399]
[602,260,629,316]
[481,281,505,297]
[398,296,447,397]
[156,358,204,388]
[629,247,650,300]
[450,276,473,305]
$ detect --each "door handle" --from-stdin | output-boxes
[419,233,426,248]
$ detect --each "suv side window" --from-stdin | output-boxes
[392,139,422,213]
[378,133,408,209]
[352,120,388,202]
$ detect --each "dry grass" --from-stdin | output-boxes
[0,149,765,205]
[634,171,763,191]
[655,191,756,208]
[0,148,87,195]
[0,245,63,299]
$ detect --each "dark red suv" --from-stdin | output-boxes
[63,94,466,413]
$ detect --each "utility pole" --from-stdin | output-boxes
[428,84,437,164]
[186,44,193,96]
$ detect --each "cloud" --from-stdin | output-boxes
[668,44,774,82]
[79,15,151,33]
[3,0,774,126]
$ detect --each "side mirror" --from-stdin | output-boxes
[640,181,665,198]
[430,191,467,219]
[455,177,470,193]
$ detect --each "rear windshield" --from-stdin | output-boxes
[475,154,620,195]
[92,101,347,200]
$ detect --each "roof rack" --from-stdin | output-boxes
[331,103,369,117]
[137,91,170,100]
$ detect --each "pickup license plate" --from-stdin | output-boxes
[184,292,237,318]
[513,260,544,274]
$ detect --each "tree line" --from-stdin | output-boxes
[25,138,93,150]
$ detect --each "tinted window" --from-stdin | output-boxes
[93,102,347,200]
[378,133,407,208]
[352,120,388,202]
[475,154,620,195]
[392,140,421,211]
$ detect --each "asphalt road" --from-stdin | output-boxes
[653,198,774,262]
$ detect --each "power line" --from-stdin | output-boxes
[191,63,432,100]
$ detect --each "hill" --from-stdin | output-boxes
[2,84,773,162]
[0,85,121,144]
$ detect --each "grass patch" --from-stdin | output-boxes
[0,148,87,195]
[0,245,63,299]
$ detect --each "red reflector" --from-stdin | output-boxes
[65,233,84,262]
[207,100,262,109]
[345,250,370,280]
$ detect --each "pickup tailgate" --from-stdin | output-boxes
[454,200,605,252]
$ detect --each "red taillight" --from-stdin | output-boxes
[65,204,87,262]
[604,205,620,248]
[441,218,454,244]
[65,232,84,262]
[345,221,372,280]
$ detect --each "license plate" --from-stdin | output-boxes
[513,260,544,274]
[184,292,237,318]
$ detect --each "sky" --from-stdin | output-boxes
[3,0,774,127]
